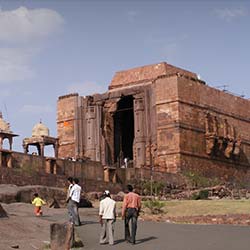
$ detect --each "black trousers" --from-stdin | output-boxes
[124,208,138,244]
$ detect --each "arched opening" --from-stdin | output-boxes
[28,145,39,155]
[113,96,134,166]
[44,145,55,157]
[2,138,10,150]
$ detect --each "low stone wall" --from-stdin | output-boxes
[0,150,124,192]
[116,167,185,186]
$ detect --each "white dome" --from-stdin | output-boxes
[32,122,49,137]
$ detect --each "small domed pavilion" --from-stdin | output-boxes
[23,121,58,157]
[0,112,18,150]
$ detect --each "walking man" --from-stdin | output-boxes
[99,190,116,245]
[68,178,82,226]
[122,185,141,245]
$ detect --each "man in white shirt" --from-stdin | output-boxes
[68,178,82,226]
[99,190,116,245]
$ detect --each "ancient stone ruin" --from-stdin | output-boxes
[1,61,250,190]
[0,112,18,152]
[57,62,250,186]
[23,121,59,158]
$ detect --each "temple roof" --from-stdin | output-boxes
[32,122,49,137]
[109,62,198,90]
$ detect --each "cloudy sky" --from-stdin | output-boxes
[0,0,250,154]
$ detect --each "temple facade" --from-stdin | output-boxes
[57,62,250,183]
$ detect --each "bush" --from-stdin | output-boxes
[141,180,165,196]
[184,171,220,188]
[144,199,165,214]
[191,189,209,200]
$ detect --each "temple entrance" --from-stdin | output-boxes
[114,96,134,166]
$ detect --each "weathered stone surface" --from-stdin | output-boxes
[48,198,60,208]
[0,204,8,218]
[86,191,102,200]
[50,222,74,250]
[109,62,197,89]
[0,184,66,205]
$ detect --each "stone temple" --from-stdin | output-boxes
[57,62,250,184]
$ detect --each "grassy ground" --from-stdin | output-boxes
[112,199,250,217]
[159,199,250,216]
[143,199,250,216]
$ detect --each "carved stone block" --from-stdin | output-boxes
[50,222,74,250]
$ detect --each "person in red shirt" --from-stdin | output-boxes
[122,185,141,245]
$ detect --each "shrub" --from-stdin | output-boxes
[141,180,165,196]
[184,171,220,188]
[191,189,209,200]
[144,199,165,214]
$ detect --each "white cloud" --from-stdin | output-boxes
[67,82,107,96]
[0,6,64,42]
[214,7,248,21]
[20,104,53,114]
[0,6,64,83]
[0,48,37,82]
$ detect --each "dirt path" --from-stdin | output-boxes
[1,203,250,250]
[0,203,68,250]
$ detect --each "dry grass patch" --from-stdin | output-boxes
[159,199,250,216]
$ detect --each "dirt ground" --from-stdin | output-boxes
[1,199,250,249]
[0,203,73,250]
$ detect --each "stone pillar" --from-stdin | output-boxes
[103,104,116,165]
[0,151,2,167]
[8,137,13,150]
[95,104,102,162]
[40,143,45,157]
[133,95,146,167]
[50,222,74,250]
[85,105,96,160]
[7,154,12,168]
[53,142,59,158]
[0,137,3,150]
[23,143,29,153]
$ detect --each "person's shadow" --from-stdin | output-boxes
[115,236,157,245]
[136,236,157,244]
[80,220,99,225]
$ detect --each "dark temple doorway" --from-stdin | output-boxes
[114,96,134,166]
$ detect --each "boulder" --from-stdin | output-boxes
[0,184,66,206]
[79,197,92,208]
[50,222,74,250]
[48,198,60,208]
[0,204,8,218]
[86,192,102,200]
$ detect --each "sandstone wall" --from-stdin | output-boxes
[153,74,250,184]
[177,76,250,155]
[176,76,250,183]
[0,151,107,191]
[154,76,181,172]
[57,94,79,158]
